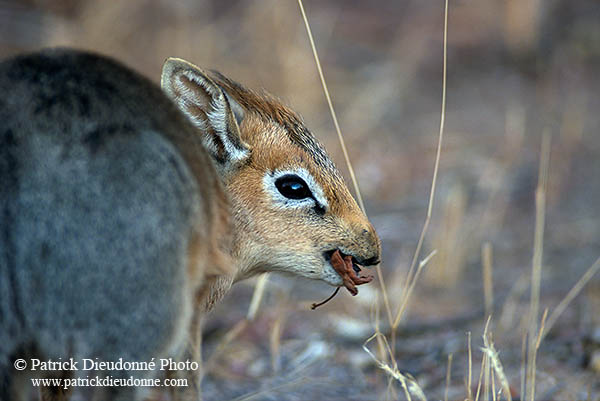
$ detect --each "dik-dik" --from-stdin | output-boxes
[0,48,380,401]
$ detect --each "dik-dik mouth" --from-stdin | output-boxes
[324,249,379,274]
[323,249,378,296]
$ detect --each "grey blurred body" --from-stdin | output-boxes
[0,49,218,400]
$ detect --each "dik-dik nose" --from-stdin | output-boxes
[354,224,381,267]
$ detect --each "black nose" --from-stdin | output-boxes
[359,225,381,265]
[357,255,380,267]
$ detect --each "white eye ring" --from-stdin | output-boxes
[263,168,328,211]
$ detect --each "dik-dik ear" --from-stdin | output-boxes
[161,58,250,171]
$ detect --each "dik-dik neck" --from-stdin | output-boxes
[197,274,235,312]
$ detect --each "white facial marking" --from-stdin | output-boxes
[263,168,328,211]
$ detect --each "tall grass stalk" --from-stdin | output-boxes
[296,0,393,328]
[525,132,551,401]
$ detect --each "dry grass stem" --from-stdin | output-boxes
[536,309,548,350]
[296,0,392,327]
[482,316,492,401]
[372,294,390,367]
[541,256,600,341]
[445,353,453,401]
[392,0,448,331]
[520,332,527,401]
[526,132,551,401]
[432,185,466,286]
[482,242,494,319]
[527,309,548,401]
[481,334,512,401]
[498,271,529,332]
[363,333,427,401]
[484,351,490,401]
[393,249,438,330]
[296,0,364,213]
[270,314,284,373]
[467,331,474,401]
[247,273,270,320]
[491,370,496,401]
[475,352,486,401]
[386,378,399,401]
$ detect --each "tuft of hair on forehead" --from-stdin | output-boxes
[209,71,342,179]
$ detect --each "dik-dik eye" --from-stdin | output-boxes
[265,168,329,213]
[275,175,312,200]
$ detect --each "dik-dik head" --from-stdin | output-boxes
[161,59,380,287]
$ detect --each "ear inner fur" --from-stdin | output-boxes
[161,58,250,172]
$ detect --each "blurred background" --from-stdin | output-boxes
[2,0,599,399]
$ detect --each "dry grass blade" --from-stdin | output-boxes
[484,349,490,401]
[475,351,486,401]
[445,353,453,401]
[393,249,437,330]
[536,309,548,350]
[520,333,527,401]
[482,242,494,319]
[296,0,364,213]
[467,331,473,401]
[270,314,284,373]
[528,309,548,401]
[526,132,551,401]
[482,317,492,401]
[363,333,428,401]
[541,255,600,341]
[492,368,496,401]
[481,332,512,401]
[498,271,529,332]
[371,293,390,369]
[247,273,270,320]
[296,0,392,327]
[392,0,448,331]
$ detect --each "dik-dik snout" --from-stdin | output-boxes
[320,221,381,286]
[161,58,381,289]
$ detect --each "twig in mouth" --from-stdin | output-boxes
[311,287,341,310]
[330,249,373,296]
[311,250,374,310]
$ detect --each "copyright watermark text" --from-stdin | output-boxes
[13,358,196,390]
[13,357,198,372]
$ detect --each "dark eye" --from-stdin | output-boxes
[275,174,312,200]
